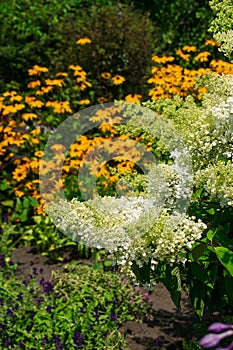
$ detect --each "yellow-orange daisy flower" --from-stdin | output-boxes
[125,94,142,103]
[182,45,197,52]
[22,113,38,121]
[76,37,92,45]
[27,80,41,88]
[28,65,49,75]
[112,75,125,85]
[45,79,64,87]
[194,51,211,62]
[79,99,91,105]
[101,72,111,79]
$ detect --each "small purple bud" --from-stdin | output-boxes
[200,330,233,348]
[208,323,233,333]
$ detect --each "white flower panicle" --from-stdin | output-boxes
[47,197,206,267]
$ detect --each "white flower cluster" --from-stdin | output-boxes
[47,196,206,267]
[47,196,155,250]
[195,160,233,207]
[144,75,233,171]
[214,30,233,60]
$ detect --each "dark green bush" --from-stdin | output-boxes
[55,3,155,97]
[122,0,215,53]
[0,1,155,97]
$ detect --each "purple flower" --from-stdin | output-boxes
[110,313,117,321]
[18,340,24,346]
[142,292,150,301]
[22,279,29,286]
[46,305,53,313]
[32,267,38,275]
[73,331,85,347]
[42,281,54,295]
[29,288,34,294]
[79,306,84,312]
[30,261,34,266]
[17,293,23,301]
[41,334,50,346]
[54,335,62,350]
[155,337,161,346]
[40,277,45,285]
[0,297,3,305]
[4,339,10,346]
[6,308,14,317]
[208,323,233,333]
[200,330,233,348]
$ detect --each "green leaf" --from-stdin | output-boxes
[159,264,181,309]
[192,243,207,261]
[0,183,11,190]
[1,200,14,207]
[207,229,215,241]
[190,262,214,288]
[215,247,233,277]
[131,261,151,284]
[207,208,215,215]
[193,187,204,198]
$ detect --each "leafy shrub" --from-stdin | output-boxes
[123,0,215,54]
[0,256,152,349]
[0,1,155,98]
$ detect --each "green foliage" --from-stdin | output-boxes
[209,0,233,33]
[209,0,233,60]
[0,1,155,97]
[0,257,152,349]
[122,0,214,53]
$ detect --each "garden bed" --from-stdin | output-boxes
[11,246,204,350]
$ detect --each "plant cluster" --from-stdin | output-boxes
[0,254,152,349]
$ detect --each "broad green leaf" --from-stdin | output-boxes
[215,247,233,277]
[159,265,181,309]
[207,208,215,215]
[131,261,151,284]
[190,262,214,288]
[192,243,207,261]
[1,200,14,207]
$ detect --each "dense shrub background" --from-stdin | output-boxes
[0,0,218,93]
[0,0,154,96]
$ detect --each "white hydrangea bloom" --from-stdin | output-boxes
[47,198,207,267]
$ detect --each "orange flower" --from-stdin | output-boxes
[28,65,49,75]
[56,72,68,77]
[194,51,211,62]
[12,167,28,181]
[176,49,190,62]
[182,45,197,52]
[79,99,91,105]
[205,39,219,47]
[22,113,38,121]
[76,37,92,45]
[45,79,64,87]
[25,96,44,108]
[27,80,41,88]
[36,86,53,95]
[101,72,111,79]
[152,55,175,64]
[14,189,25,197]
[112,75,125,85]
[125,94,142,103]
